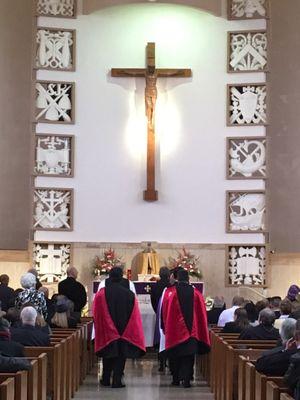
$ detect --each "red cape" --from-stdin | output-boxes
[93,288,146,353]
[162,286,210,351]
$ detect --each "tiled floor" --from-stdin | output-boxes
[74,359,214,400]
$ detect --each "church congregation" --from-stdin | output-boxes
[1,0,300,399]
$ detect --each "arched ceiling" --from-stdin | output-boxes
[83,0,222,16]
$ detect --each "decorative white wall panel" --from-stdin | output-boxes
[228,31,267,72]
[227,244,267,286]
[37,0,76,18]
[227,191,266,233]
[228,84,267,126]
[35,135,74,177]
[32,242,72,282]
[228,0,268,20]
[227,137,266,179]
[35,4,266,244]
[33,188,73,231]
[36,81,74,124]
[36,28,75,71]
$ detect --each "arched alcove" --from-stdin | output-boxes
[83,0,222,16]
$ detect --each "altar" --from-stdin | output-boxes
[93,280,204,347]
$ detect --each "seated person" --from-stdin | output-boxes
[239,308,280,341]
[11,306,50,346]
[217,296,245,327]
[50,297,77,329]
[244,302,259,326]
[0,317,24,357]
[222,308,250,333]
[207,296,226,325]
[256,318,297,376]
[275,299,293,330]
[270,296,282,320]
[0,354,31,373]
[39,287,55,324]
[284,320,300,400]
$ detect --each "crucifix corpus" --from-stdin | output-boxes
[111,42,192,202]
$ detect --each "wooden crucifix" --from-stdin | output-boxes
[111,42,192,202]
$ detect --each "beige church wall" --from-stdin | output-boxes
[35,1,266,246]
[268,0,300,252]
[0,0,34,250]
[0,250,30,290]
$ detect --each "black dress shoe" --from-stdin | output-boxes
[111,383,126,388]
[183,381,191,388]
[100,380,111,387]
[171,381,180,386]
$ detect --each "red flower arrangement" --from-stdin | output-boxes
[93,248,124,277]
[168,247,202,280]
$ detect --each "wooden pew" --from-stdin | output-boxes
[0,371,27,400]
[266,381,290,400]
[280,394,294,400]
[255,372,285,400]
[0,378,15,400]
[26,354,47,400]
[24,343,61,400]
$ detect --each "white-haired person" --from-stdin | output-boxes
[15,273,47,320]
[11,306,50,347]
[256,318,297,376]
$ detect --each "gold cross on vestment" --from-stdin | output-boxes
[111,42,192,202]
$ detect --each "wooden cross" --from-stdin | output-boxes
[111,42,192,202]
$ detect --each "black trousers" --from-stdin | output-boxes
[171,354,195,384]
[102,357,126,385]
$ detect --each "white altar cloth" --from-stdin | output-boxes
[138,297,156,347]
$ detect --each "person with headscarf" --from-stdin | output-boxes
[160,269,210,388]
[93,267,145,388]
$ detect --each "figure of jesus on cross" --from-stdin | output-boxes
[111,43,192,201]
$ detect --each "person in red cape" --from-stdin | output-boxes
[161,269,210,388]
[93,267,145,388]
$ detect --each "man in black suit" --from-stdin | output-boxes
[256,318,297,376]
[11,306,50,347]
[151,267,170,313]
[58,267,87,319]
[0,274,15,312]
[239,308,280,341]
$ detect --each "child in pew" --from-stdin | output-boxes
[256,318,297,376]
[284,319,300,400]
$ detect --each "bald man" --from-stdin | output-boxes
[58,267,87,318]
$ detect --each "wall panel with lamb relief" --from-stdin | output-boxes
[228,0,269,20]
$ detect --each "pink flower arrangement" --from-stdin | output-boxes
[168,247,202,279]
[93,248,124,277]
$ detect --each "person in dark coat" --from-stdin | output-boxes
[222,308,250,334]
[0,354,31,373]
[256,318,297,376]
[284,320,300,400]
[0,275,15,312]
[50,296,77,329]
[207,296,226,325]
[151,267,171,313]
[11,306,50,347]
[93,267,145,388]
[161,269,210,388]
[0,317,24,357]
[239,308,280,341]
[58,267,87,318]
[39,287,56,324]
